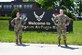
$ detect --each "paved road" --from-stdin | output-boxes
[0,42,82,55]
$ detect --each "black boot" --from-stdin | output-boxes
[19,36,22,44]
[58,36,61,46]
[64,40,67,47]
[16,39,18,45]
[58,40,61,46]
[16,32,19,45]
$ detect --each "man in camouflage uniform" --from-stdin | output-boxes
[11,12,26,45]
[52,9,71,47]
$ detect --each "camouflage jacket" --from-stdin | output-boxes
[53,14,71,30]
[11,17,26,31]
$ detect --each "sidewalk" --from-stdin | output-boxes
[0,42,82,55]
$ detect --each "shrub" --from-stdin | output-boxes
[64,10,76,20]
[47,6,54,10]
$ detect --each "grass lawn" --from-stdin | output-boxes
[0,20,82,45]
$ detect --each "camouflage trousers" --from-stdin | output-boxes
[57,27,67,47]
[15,29,22,44]
[57,28,66,41]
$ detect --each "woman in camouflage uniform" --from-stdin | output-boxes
[53,9,71,47]
[11,12,26,45]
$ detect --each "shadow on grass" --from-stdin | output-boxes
[60,45,79,50]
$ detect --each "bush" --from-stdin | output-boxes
[64,10,76,20]
[47,6,54,10]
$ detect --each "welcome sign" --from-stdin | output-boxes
[9,9,73,32]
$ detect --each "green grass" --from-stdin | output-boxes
[0,17,11,20]
[0,20,82,45]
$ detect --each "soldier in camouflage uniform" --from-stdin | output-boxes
[11,12,26,45]
[52,9,71,47]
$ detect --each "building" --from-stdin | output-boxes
[0,1,40,16]
[14,0,23,2]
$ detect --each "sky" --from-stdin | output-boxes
[0,0,14,2]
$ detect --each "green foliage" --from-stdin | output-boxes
[64,10,76,20]
[11,8,19,18]
[28,0,36,2]
[60,0,74,10]
[79,2,82,16]
[47,6,54,10]
[36,0,74,10]
[42,0,55,9]
[35,0,55,9]
[23,0,36,2]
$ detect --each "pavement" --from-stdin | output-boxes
[0,42,82,55]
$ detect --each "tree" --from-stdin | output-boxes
[22,0,56,9]
[60,0,74,10]
[23,0,36,2]
[36,0,56,9]
[14,0,23,2]
[79,0,82,16]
